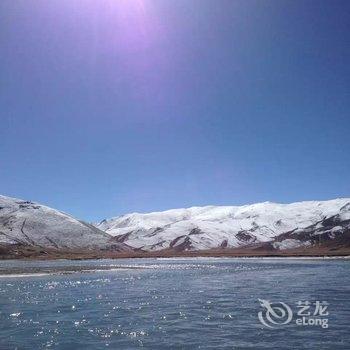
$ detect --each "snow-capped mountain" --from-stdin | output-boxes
[1,194,349,254]
[0,195,128,250]
[96,199,350,251]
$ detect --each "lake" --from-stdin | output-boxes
[0,258,349,349]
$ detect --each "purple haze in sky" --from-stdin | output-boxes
[1,0,349,221]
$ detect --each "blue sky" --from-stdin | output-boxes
[1,0,349,221]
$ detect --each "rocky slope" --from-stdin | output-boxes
[96,198,350,252]
[1,194,349,258]
[0,195,130,251]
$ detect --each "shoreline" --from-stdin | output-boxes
[1,242,350,261]
[1,249,350,261]
[0,264,143,277]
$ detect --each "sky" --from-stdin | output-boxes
[0,0,349,222]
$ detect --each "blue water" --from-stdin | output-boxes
[0,258,349,349]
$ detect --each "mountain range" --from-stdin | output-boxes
[96,198,350,252]
[1,194,349,258]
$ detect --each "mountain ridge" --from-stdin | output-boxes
[0,195,130,252]
[1,194,349,258]
[95,198,350,252]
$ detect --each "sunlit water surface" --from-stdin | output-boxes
[0,258,349,349]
